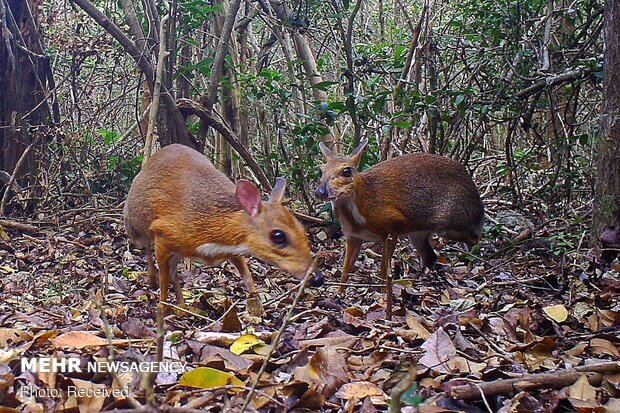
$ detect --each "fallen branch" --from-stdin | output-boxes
[0,219,39,233]
[448,361,620,400]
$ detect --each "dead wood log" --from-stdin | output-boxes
[0,219,38,233]
[448,361,620,400]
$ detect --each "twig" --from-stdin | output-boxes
[323,282,387,288]
[148,302,166,407]
[515,67,592,99]
[0,141,36,216]
[93,288,144,409]
[176,98,272,191]
[289,308,334,322]
[379,345,422,355]
[262,288,294,307]
[181,385,287,409]
[143,14,169,162]
[204,299,241,330]
[293,211,329,226]
[156,302,165,363]
[0,170,22,192]
[389,365,417,413]
[476,383,493,413]
[239,259,318,412]
[160,301,215,323]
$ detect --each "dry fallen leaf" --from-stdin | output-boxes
[195,331,273,346]
[448,356,487,373]
[543,304,569,323]
[52,331,108,349]
[405,311,432,339]
[568,398,607,412]
[66,378,108,413]
[295,346,350,398]
[0,328,32,347]
[419,327,456,373]
[0,348,21,364]
[335,381,387,400]
[568,374,597,401]
[299,331,358,349]
[605,398,620,411]
[188,341,252,372]
[589,338,620,358]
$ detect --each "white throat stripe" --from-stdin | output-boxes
[347,202,366,225]
[195,243,250,258]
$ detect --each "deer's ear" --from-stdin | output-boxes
[319,141,336,160]
[350,139,368,166]
[236,180,262,217]
[269,177,286,204]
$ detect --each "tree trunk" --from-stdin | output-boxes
[73,0,198,151]
[0,0,53,214]
[592,0,620,247]
[237,2,250,150]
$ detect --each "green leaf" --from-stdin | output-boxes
[454,94,466,107]
[400,382,424,407]
[329,101,347,111]
[424,95,437,105]
[391,120,412,128]
[394,44,407,60]
[99,129,120,146]
[258,68,280,80]
[312,81,339,91]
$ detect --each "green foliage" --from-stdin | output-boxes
[399,382,424,408]
[452,0,543,45]
[97,129,142,186]
[548,231,578,256]
[487,223,509,239]
[180,57,215,77]
[178,0,223,30]
[99,128,120,146]
[106,154,142,186]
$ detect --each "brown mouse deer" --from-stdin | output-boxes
[316,140,483,317]
[124,144,323,315]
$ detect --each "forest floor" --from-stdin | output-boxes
[0,199,619,412]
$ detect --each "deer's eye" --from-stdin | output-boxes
[342,167,353,178]
[270,230,288,246]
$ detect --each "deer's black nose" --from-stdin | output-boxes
[310,269,324,287]
[315,184,329,200]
